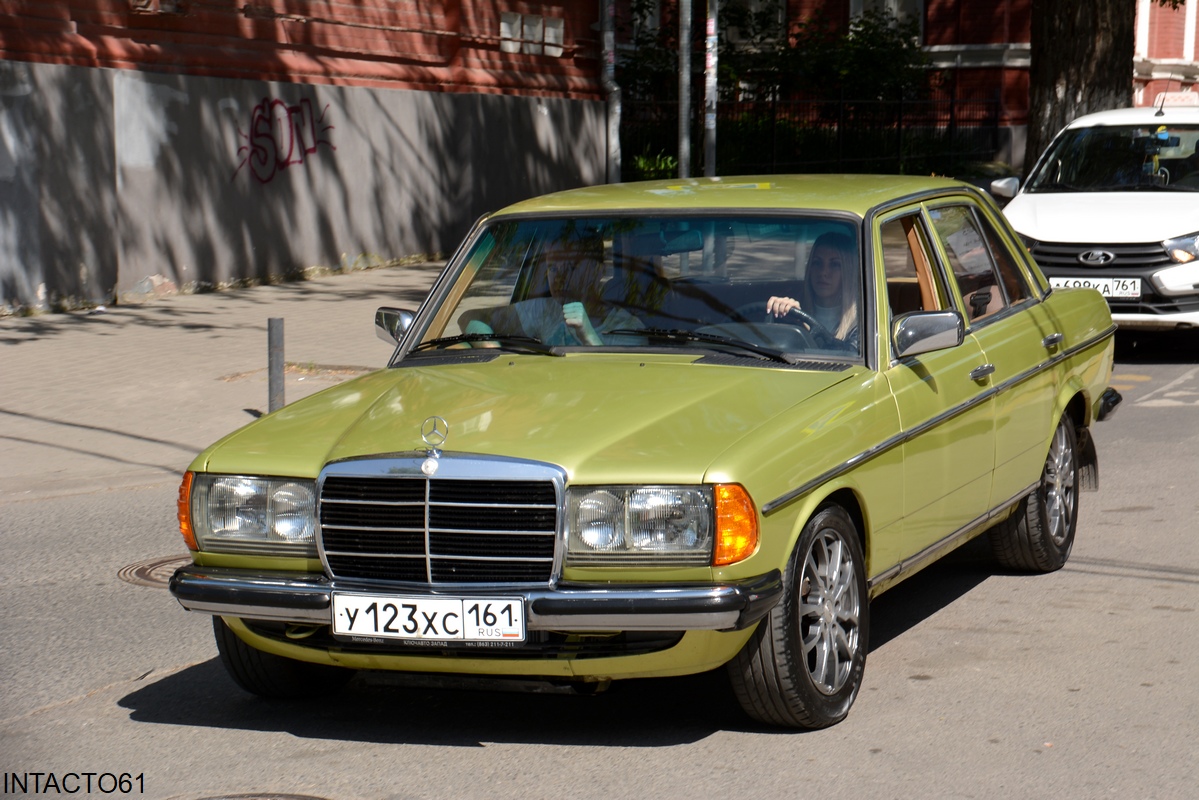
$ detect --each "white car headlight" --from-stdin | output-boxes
[567,486,714,566]
[1152,234,1199,297]
[190,475,317,556]
[1163,232,1199,265]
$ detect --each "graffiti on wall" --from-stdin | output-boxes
[233,97,335,183]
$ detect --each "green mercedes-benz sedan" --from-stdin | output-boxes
[170,175,1120,729]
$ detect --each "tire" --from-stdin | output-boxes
[989,415,1079,572]
[727,504,868,729]
[212,616,354,699]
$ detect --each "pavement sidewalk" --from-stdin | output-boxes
[0,263,442,502]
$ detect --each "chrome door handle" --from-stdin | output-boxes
[1042,332,1064,348]
[969,363,996,381]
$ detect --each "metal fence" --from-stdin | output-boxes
[622,93,1002,181]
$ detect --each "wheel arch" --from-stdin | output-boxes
[1063,390,1098,492]
[821,487,868,559]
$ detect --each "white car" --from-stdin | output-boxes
[994,106,1199,331]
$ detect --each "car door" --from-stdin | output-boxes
[875,209,996,573]
[925,202,1058,511]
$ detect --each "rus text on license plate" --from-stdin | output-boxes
[332,593,525,642]
[1049,276,1141,298]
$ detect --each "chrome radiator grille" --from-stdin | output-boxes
[319,474,558,585]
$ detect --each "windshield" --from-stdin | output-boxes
[1026,124,1199,192]
[414,215,864,362]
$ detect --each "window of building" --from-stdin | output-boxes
[501,12,565,57]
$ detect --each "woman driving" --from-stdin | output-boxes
[766,231,860,348]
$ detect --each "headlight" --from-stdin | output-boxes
[184,473,317,556]
[1016,232,1039,252]
[566,484,758,566]
[1163,232,1199,265]
[1152,233,1199,296]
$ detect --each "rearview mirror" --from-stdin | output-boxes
[990,177,1019,199]
[375,307,416,345]
[894,311,964,358]
[662,230,704,254]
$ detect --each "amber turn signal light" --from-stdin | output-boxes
[713,483,759,565]
[178,471,198,551]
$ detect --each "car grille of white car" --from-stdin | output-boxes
[319,475,558,585]
[1029,241,1172,271]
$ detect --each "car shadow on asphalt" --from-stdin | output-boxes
[1114,329,1199,364]
[117,538,996,745]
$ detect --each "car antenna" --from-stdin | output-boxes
[1154,75,1177,117]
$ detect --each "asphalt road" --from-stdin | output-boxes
[1,329,1196,800]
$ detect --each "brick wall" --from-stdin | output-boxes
[0,1,604,99]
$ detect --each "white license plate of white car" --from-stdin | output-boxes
[1050,276,1141,298]
[332,593,525,642]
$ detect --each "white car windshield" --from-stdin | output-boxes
[1026,124,1199,192]
[414,215,864,361]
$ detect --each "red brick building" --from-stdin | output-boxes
[1,1,606,98]
[1136,0,1199,106]
[788,0,1197,162]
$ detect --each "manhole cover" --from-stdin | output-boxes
[117,554,192,588]
[195,796,329,800]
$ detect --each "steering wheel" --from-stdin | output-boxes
[733,302,842,350]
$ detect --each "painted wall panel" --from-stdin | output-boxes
[0,61,605,311]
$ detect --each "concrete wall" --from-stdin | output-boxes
[0,60,606,312]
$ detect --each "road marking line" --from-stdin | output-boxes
[1134,366,1199,406]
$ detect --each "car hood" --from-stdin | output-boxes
[196,354,858,484]
[1003,192,1199,243]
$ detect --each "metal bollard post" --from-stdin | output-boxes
[268,317,284,412]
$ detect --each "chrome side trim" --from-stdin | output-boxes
[169,566,784,633]
[866,481,1037,593]
[762,323,1116,516]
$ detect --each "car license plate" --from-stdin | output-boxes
[331,593,525,642]
[1049,276,1141,298]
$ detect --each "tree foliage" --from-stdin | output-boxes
[617,2,930,103]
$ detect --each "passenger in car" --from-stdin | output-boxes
[765,231,860,347]
[461,237,645,346]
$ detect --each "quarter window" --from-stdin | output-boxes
[879,213,946,318]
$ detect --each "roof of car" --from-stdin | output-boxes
[1063,105,1199,129]
[490,174,969,218]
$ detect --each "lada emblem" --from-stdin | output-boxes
[1078,250,1116,265]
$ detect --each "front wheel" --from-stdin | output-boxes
[213,617,355,699]
[989,415,1079,572]
[727,504,868,729]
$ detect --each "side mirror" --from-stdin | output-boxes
[375,307,416,345]
[894,310,964,358]
[990,176,1020,199]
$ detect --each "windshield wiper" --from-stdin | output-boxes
[410,333,562,356]
[1029,182,1082,192]
[607,328,794,364]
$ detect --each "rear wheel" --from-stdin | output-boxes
[727,504,868,729]
[212,617,354,699]
[989,415,1079,572]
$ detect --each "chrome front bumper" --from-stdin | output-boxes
[169,566,783,633]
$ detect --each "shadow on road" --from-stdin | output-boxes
[118,658,747,746]
[1114,329,1198,365]
[119,539,998,745]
